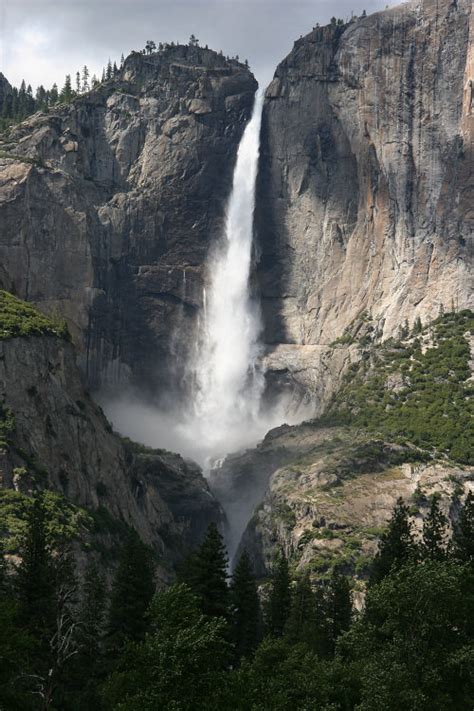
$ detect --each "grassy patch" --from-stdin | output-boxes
[322,311,474,464]
[0,290,70,340]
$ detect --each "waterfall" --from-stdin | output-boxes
[102,90,294,467]
[181,91,265,463]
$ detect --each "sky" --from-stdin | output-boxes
[0,0,399,91]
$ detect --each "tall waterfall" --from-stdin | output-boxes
[182,91,265,463]
[102,90,294,467]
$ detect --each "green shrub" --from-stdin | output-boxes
[0,290,70,340]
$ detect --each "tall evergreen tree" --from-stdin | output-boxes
[59,75,74,104]
[70,561,107,709]
[15,496,56,653]
[452,491,474,564]
[327,570,352,655]
[230,550,261,659]
[107,528,155,655]
[422,494,448,560]
[266,551,291,637]
[285,572,318,648]
[370,498,417,585]
[180,522,229,620]
[81,65,89,93]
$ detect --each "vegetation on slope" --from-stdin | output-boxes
[0,290,70,340]
[325,310,474,464]
[2,494,473,709]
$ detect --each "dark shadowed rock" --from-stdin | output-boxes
[0,46,257,394]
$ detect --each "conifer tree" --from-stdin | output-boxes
[75,71,81,94]
[120,53,125,67]
[327,570,352,655]
[60,75,74,104]
[81,65,89,93]
[266,551,291,637]
[71,561,107,708]
[15,496,56,652]
[413,316,423,335]
[106,59,113,81]
[285,572,318,648]
[422,494,448,560]
[107,528,155,655]
[370,498,417,585]
[50,83,59,104]
[452,491,474,564]
[180,522,229,620]
[230,550,261,659]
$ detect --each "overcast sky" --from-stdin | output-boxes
[1,0,399,91]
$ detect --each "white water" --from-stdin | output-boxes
[103,91,299,468]
[180,90,267,462]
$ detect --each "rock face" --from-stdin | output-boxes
[0,46,257,392]
[0,326,223,574]
[257,0,473,397]
[216,421,474,578]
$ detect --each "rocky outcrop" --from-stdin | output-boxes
[257,0,473,400]
[215,310,474,575]
[0,46,256,393]
[0,310,223,574]
[218,422,473,579]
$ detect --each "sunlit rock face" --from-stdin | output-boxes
[257,0,473,400]
[0,46,256,393]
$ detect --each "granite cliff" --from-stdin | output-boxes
[0,46,256,393]
[0,292,223,577]
[258,0,473,405]
[0,1,473,580]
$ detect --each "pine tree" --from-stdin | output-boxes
[75,71,81,94]
[15,496,56,653]
[189,34,199,47]
[120,53,125,66]
[106,59,113,81]
[180,522,229,620]
[370,498,417,585]
[107,528,155,655]
[266,551,291,636]
[452,491,474,564]
[230,550,261,659]
[60,75,74,104]
[50,83,59,104]
[285,572,318,648]
[413,316,423,335]
[327,570,352,655]
[422,494,448,560]
[81,65,90,93]
[71,561,107,708]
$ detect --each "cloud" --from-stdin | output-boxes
[2,0,397,90]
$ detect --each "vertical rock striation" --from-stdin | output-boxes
[257,0,473,361]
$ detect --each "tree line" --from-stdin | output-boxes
[0,57,123,130]
[0,37,251,132]
[0,491,473,709]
